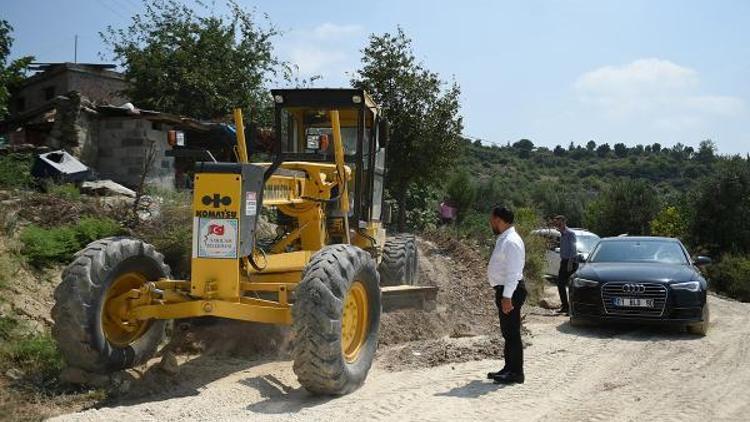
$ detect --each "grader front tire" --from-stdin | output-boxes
[51,237,170,374]
[378,234,418,286]
[292,244,381,395]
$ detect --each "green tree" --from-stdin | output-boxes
[614,142,628,158]
[585,179,660,236]
[530,181,587,226]
[512,138,534,159]
[689,160,750,254]
[100,0,289,121]
[0,20,34,119]
[695,140,716,164]
[446,170,477,222]
[586,140,597,152]
[351,27,463,230]
[596,143,611,158]
[650,206,688,239]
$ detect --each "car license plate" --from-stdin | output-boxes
[613,297,654,308]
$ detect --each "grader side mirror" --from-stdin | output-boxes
[378,119,389,149]
[382,200,395,225]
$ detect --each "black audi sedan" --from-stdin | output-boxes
[569,236,711,335]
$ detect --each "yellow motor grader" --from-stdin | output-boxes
[51,89,434,395]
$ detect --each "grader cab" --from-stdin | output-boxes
[51,88,435,395]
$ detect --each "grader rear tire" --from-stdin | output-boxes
[292,244,381,395]
[52,237,170,373]
[378,234,418,286]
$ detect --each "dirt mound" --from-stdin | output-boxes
[379,309,445,346]
[376,335,502,371]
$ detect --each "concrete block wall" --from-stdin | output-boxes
[96,117,175,189]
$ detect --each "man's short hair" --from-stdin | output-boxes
[554,215,566,223]
[492,205,514,224]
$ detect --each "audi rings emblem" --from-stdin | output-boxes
[622,283,646,294]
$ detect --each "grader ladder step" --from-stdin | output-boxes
[381,285,438,312]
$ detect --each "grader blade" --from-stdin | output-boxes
[381,285,438,312]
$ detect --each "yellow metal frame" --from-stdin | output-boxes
[105,106,382,342]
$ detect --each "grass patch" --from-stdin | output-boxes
[0,315,64,382]
[46,183,81,201]
[0,254,23,290]
[0,315,19,339]
[0,153,33,189]
[4,332,64,380]
[20,217,124,267]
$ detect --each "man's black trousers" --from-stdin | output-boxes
[557,259,578,310]
[494,282,527,374]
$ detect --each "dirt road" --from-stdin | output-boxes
[53,292,750,422]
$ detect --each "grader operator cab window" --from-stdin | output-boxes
[280,108,360,156]
[273,89,385,224]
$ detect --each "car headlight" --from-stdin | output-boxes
[671,281,701,292]
[572,278,599,288]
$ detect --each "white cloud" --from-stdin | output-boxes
[311,23,364,40]
[574,58,744,120]
[279,22,366,85]
[289,47,348,76]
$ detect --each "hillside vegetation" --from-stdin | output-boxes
[427,138,750,302]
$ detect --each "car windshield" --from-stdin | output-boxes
[588,240,688,265]
[576,234,600,253]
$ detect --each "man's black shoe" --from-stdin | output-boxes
[493,372,525,384]
[486,368,509,379]
[556,307,569,315]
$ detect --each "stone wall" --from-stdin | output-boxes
[96,117,175,189]
[67,71,128,106]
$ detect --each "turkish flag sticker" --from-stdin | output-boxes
[208,224,225,236]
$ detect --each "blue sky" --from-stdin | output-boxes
[4,0,749,154]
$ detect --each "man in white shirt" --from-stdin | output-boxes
[486,206,527,384]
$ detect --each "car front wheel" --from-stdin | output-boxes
[686,303,710,336]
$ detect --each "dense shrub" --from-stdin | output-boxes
[707,254,750,302]
[446,170,477,222]
[20,226,79,267]
[75,216,123,245]
[0,153,33,189]
[20,217,123,267]
[132,191,193,278]
[393,184,441,232]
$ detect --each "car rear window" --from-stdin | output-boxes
[588,240,688,265]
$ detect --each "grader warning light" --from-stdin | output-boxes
[51,89,431,395]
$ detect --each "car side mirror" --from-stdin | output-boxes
[694,256,712,266]
[576,253,585,263]
[378,119,389,149]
